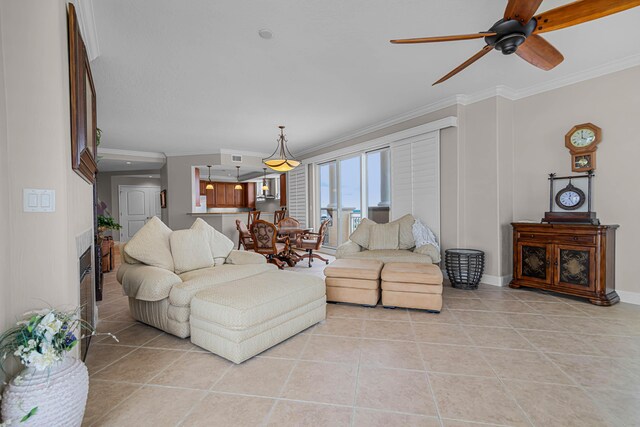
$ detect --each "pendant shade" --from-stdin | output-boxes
[263,126,299,172]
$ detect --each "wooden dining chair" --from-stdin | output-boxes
[250,220,289,269]
[277,217,300,248]
[297,220,330,268]
[235,219,254,250]
[273,209,287,224]
[248,210,261,228]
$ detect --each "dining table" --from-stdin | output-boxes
[276,226,313,266]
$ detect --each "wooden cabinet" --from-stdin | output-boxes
[510,223,619,306]
[199,181,255,208]
[246,182,256,209]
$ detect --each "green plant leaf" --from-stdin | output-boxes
[21,406,38,422]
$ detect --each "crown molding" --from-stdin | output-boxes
[72,0,100,62]
[297,55,639,158]
[98,147,166,160]
[510,53,640,100]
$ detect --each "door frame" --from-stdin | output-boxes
[118,184,161,242]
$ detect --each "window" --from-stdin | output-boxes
[366,148,390,224]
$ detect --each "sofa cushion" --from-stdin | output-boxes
[382,262,443,285]
[170,263,277,307]
[170,229,215,274]
[190,270,325,330]
[120,264,182,301]
[324,258,383,280]
[121,243,140,264]
[123,216,174,271]
[342,249,434,264]
[190,218,234,265]
[393,214,416,250]
[368,222,400,250]
[349,218,376,249]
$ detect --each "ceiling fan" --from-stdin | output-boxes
[391,0,640,85]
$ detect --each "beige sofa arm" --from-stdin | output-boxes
[336,240,362,259]
[413,244,441,263]
[225,250,267,265]
[118,264,182,301]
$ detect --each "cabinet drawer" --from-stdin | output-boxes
[517,232,596,245]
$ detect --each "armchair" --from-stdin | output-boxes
[297,220,330,268]
[273,209,287,224]
[250,220,290,269]
[235,219,254,250]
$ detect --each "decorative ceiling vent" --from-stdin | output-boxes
[231,155,242,163]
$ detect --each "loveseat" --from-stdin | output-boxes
[335,214,441,264]
[116,217,325,340]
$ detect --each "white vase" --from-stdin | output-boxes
[1,357,89,426]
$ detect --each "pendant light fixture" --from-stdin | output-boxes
[262,125,300,172]
[261,168,269,191]
[234,166,243,190]
[205,165,214,190]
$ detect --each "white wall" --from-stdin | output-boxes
[513,66,640,297]
[0,0,95,383]
[0,4,12,385]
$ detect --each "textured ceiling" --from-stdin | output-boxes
[91,0,640,155]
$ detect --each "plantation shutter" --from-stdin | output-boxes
[287,166,308,228]
[390,131,440,240]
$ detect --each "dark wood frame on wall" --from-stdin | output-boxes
[68,3,98,184]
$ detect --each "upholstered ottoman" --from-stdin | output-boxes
[189,270,326,363]
[381,263,443,312]
[323,259,383,306]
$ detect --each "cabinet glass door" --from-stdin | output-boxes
[517,242,552,285]
[554,245,596,291]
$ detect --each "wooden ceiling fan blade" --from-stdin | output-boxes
[433,45,493,85]
[390,32,495,44]
[516,34,564,70]
[534,0,640,33]
[504,0,544,23]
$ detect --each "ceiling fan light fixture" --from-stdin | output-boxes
[263,126,300,172]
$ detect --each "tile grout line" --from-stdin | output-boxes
[511,326,628,425]
[458,316,536,427]
[410,309,445,427]
[174,360,236,427]
[261,330,313,426]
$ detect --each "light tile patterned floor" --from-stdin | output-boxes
[84,249,640,426]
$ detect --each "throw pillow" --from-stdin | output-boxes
[123,216,174,271]
[190,218,234,265]
[368,222,400,250]
[394,214,416,249]
[169,229,215,274]
[349,218,376,249]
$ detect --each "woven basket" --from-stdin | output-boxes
[1,357,89,426]
[444,249,485,290]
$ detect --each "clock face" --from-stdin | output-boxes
[570,128,596,148]
[559,191,581,207]
[555,184,586,211]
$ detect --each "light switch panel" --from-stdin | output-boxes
[23,189,56,212]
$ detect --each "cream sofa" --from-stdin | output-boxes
[117,217,326,341]
[335,214,441,264]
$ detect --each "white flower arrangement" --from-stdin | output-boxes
[1,307,118,423]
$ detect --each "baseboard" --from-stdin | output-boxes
[480,274,512,287]
[440,268,512,288]
[617,290,640,306]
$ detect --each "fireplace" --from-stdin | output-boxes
[79,247,94,360]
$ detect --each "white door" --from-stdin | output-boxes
[119,185,162,242]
